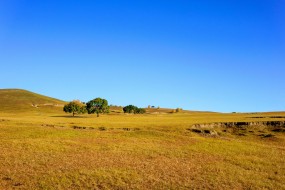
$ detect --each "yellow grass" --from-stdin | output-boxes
[1,111,285,189]
[0,89,285,189]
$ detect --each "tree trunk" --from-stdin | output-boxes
[73,112,75,117]
[97,112,99,117]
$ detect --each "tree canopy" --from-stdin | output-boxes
[63,98,147,117]
[123,105,137,113]
[63,100,86,116]
[123,105,146,114]
[86,98,109,117]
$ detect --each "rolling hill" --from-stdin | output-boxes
[0,89,198,115]
[0,89,65,113]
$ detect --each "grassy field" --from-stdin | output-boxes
[1,89,285,189]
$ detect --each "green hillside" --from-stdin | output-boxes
[0,89,65,113]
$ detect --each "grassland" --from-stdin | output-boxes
[0,89,285,189]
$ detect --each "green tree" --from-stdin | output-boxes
[123,105,146,114]
[63,100,86,116]
[176,108,183,113]
[123,105,137,113]
[86,98,109,117]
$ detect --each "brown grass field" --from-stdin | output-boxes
[0,89,285,189]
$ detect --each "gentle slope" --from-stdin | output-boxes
[0,89,65,113]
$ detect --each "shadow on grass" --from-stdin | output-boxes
[51,115,89,118]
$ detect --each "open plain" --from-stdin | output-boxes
[0,89,285,189]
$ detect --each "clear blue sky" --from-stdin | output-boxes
[0,0,284,112]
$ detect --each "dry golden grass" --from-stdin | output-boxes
[1,89,285,189]
[0,110,285,189]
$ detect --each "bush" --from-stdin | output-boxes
[134,108,146,114]
[98,126,107,131]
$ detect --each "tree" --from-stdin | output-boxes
[123,105,146,114]
[86,98,109,117]
[176,108,183,113]
[123,105,137,113]
[63,100,86,116]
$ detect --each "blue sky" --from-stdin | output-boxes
[0,0,284,112]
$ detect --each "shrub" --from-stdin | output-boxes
[134,108,146,114]
[98,126,107,131]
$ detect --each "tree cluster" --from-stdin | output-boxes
[123,105,146,114]
[63,98,109,117]
[64,98,147,117]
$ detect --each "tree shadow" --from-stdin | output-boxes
[50,115,89,118]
